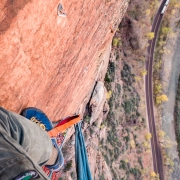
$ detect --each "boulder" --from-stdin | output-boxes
[89,81,106,124]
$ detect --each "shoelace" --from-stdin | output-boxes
[30,117,66,147]
[30,117,46,130]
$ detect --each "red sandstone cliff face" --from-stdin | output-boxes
[0,0,128,121]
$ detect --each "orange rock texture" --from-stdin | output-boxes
[0,0,128,121]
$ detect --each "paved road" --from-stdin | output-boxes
[145,0,167,179]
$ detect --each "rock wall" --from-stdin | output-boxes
[0,0,128,120]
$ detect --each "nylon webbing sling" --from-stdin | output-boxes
[48,115,81,137]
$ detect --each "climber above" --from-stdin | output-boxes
[57,3,67,17]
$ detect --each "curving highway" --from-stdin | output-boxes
[145,0,168,180]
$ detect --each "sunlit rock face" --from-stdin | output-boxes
[0,0,128,120]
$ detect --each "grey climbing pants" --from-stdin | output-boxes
[0,107,52,180]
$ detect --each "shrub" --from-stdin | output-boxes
[123,64,131,72]
[70,172,76,179]
[92,121,97,127]
[138,157,143,169]
[108,148,113,157]
[129,167,141,179]
[108,95,114,110]
[107,129,120,147]
[64,160,72,172]
[109,62,115,74]
[136,111,141,117]
[84,115,91,123]
[117,141,122,147]
[112,169,118,180]
[119,160,126,170]
[142,118,145,123]
[105,72,111,83]
[124,135,130,143]
[99,174,105,180]
[126,128,130,133]
[104,154,110,164]
[116,54,120,60]
[116,83,121,95]
[89,127,94,136]
[122,100,133,114]
[114,147,120,159]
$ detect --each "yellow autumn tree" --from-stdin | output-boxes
[134,76,141,82]
[130,140,135,148]
[146,9,151,16]
[145,133,152,141]
[143,141,151,149]
[112,38,119,47]
[154,61,162,70]
[125,159,129,163]
[151,172,157,177]
[146,32,155,40]
[106,90,112,100]
[158,130,166,138]
[154,83,162,94]
[150,172,160,180]
[162,27,172,35]
[156,94,168,104]
[141,70,147,76]
[158,130,166,143]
